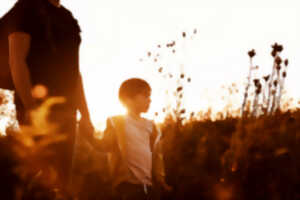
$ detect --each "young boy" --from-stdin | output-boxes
[98,78,171,200]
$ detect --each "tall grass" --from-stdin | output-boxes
[0,42,299,199]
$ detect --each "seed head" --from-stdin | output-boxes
[248,49,256,58]
[180,74,185,79]
[282,71,287,78]
[275,56,282,65]
[273,80,278,87]
[253,79,260,87]
[187,77,191,82]
[284,59,289,66]
[255,88,261,95]
[271,50,277,57]
[257,83,262,90]
[177,86,183,92]
[182,32,186,38]
[272,43,283,53]
[158,67,163,73]
[166,41,176,48]
[276,65,281,71]
[263,75,270,82]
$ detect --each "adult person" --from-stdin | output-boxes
[7,0,94,189]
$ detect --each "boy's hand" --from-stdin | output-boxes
[161,182,173,192]
[156,179,172,192]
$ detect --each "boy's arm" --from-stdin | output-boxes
[152,124,172,192]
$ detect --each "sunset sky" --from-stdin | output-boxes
[1,0,300,130]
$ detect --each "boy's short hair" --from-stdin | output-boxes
[119,78,151,104]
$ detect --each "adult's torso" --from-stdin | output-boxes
[8,0,81,107]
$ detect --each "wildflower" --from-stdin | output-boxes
[158,67,163,73]
[248,49,256,58]
[182,32,186,38]
[284,59,289,66]
[275,56,282,65]
[263,75,270,82]
[180,74,185,79]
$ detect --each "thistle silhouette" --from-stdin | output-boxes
[242,43,289,117]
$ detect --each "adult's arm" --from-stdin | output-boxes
[77,74,91,121]
[89,118,116,153]
[8,32,35,110]
[77,74,95,141]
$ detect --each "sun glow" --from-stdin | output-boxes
[1,0,300,132]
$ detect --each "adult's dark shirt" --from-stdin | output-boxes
[7,0,81,118]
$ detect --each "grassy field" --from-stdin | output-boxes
[0,108,299,200]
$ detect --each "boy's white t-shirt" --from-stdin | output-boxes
[123,115,153,186]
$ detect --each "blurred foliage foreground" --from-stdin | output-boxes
[0,102,299,200]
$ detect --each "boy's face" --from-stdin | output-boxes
[126,91,151,114]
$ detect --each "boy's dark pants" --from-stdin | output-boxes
[115,182,153,200]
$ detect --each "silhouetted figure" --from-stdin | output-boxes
[2,0,94,191]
